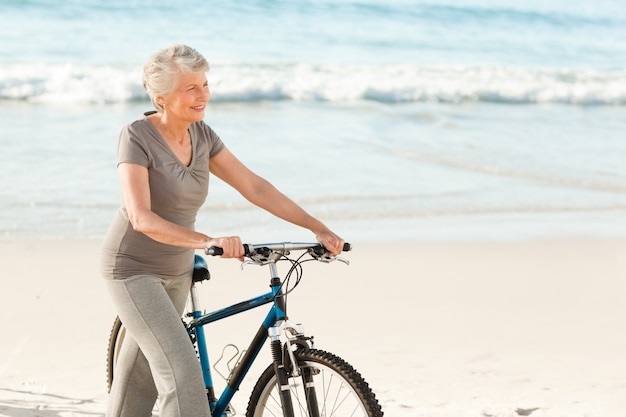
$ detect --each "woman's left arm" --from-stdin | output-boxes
[210,147,344,255]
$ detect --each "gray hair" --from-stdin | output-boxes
[142,44,209,112]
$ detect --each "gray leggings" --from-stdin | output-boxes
[104,274,210,417]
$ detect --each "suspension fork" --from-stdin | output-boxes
[265,262,296,417]
[266,261,320,417]
[269,329,295,417]
[269,325,321,417]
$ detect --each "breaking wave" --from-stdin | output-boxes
[1,62,625,105]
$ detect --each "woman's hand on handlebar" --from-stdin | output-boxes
[314,228,345,257]
[206,236,245,261]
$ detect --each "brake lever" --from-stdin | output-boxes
[316,255,350,265]
[308,248,350,265]
[240,259,260,270]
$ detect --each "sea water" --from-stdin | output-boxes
[1,0,625,241]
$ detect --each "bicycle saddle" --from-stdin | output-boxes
[192,254,210,282]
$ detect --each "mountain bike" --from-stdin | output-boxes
[106,241,384,417]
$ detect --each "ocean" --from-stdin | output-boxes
[1,0,625,241]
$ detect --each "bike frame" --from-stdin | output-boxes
[188,262,287,417]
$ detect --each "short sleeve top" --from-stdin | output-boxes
[100,112,224,280]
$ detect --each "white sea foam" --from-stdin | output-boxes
[1,63,625,105]
[0,64,144,104]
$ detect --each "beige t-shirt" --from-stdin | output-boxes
[101,112,224,280]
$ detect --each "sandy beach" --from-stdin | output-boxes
[0,238,625,417]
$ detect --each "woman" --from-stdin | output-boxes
[101,44,343,417]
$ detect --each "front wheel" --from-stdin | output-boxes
[246,349,383,417]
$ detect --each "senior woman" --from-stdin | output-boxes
[100,44,343,417]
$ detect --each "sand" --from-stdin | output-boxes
[1,238,625,417]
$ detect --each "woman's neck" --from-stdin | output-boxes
[150,112,190,145]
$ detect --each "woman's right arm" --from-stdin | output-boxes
[118,162,243,257]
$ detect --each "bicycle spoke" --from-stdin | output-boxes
[323,370,356,417]
[288,381,308,417]
[265,390,281,417]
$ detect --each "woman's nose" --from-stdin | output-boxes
[201,87,211,102]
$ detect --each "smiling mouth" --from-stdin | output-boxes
[192,105,205,111]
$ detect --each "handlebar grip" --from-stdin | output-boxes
[205,244,252,257]
[311,242,351,256]
[205,247,223,256]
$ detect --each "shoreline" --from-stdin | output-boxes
[4,204,626,243]
[1,238,625,417]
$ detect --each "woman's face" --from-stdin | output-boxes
[161,71,210,123]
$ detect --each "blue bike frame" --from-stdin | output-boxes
[189,276,286,417]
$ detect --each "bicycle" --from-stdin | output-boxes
[106,241,384,417]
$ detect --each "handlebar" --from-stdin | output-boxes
[205,242,352,257]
